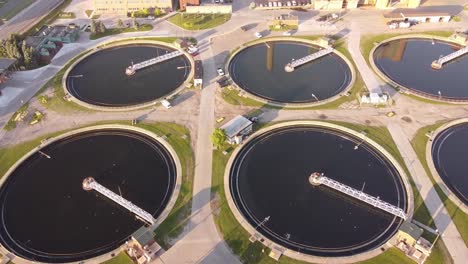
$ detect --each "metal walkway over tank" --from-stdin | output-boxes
[82,177,156,225]
[309,173,407,220]
[126,50,183,75]
[431,46,468,69]
[285,47,334,72]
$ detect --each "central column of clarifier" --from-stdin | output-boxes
[309,172,322,186]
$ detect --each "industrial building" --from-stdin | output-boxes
[179,0,200,10]
[254,0,421,10]
[25,24,80,63]
[93,0,174,15]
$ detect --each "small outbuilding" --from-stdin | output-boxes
[194,60,203,88]
[127,226,162,264]
[220,115,253,144]
[384,8,452,24]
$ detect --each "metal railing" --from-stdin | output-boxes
[286,47,334,70]
[431,46,468,69]
[130,50,183,72]
[310,173,407,220]
[84,177,155,225]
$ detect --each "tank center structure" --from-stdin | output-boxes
[228,40,353,104]
[227,123,409,258]
[65,43,192,108]
[0,127,179,263]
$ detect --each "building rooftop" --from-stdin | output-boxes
[0,58,17,73]
[220,115,253,139]
[384,6,458,19]
[399,221,424,240]
[132,226,155,246]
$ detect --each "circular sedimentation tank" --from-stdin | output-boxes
[228,41,352,105]
[228,124,408,258]
[431,123,468,205]
[66,43,191,108]
[373,38,468,101]
[0,127,178,262]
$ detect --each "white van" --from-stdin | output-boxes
[161,100,172,109]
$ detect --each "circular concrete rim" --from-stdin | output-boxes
[0,124,183,264]
[369,34,468,104]
[62,39,195,112]
[426,118,468,214]
[226,37,356,108]
[223,120,414,264]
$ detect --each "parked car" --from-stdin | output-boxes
[187,45,198,55]
[254,32,263,38]
[282,31,292,36]
[217,68,225,76]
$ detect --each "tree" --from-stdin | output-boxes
[211,128,227,149]
[97,20,106,33]
[154,8,162,17]
[90,19,97,33]
[21,40,37,69]
[117,19,124,28]
[132,17,139,30]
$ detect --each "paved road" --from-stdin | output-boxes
[0,0,63,40]
[388,123,468,264]
[157,37,240,264]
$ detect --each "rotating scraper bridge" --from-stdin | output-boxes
[125,50,183,75]
[82,177,156,225]
[431,45,468,69]
[309,173,407,220]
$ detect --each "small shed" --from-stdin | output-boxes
[397,221,423,247]
[220,115,253,144]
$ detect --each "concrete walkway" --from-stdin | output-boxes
[156,39,240,264]
[348,22,383,94]
[387,123,468,264]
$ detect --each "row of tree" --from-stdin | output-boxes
[116,18,140,30]
[0,35,38,69]
[90,19,107,34]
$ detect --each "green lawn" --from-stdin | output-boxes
[211,121,442,264]
[0,0,35,20]
[101,252,133,264]
[4,103,29,131]
[411,123,468,247]
[168,13,231,30]
[142,123,195,249]
[90,24,153,40]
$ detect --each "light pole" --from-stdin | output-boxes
[311,93,319,101]
[354,131,367,150]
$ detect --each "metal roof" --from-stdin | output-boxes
[220,115,252,138]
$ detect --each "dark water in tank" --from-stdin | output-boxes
[228,41,351,103]
[0,129,176,262]
[67,44,191,106]
[230,126,407,256]
[432,123,468,205]
[373,38,468,99]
